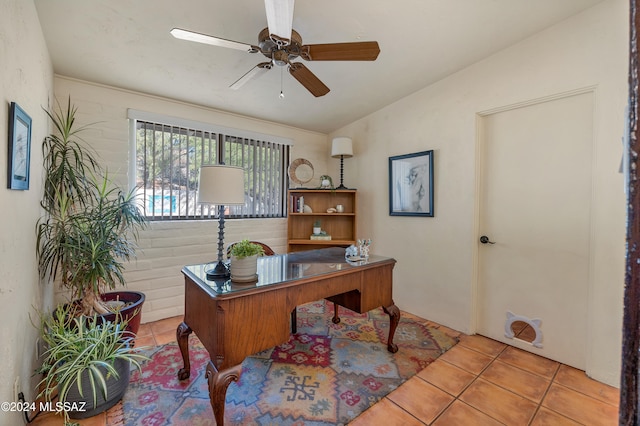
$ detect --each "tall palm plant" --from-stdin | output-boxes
[37,99,146,316]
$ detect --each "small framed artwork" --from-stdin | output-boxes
[389,150,434,216]
[7,102,32,190]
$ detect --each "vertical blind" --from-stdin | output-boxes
[132,116,290,220]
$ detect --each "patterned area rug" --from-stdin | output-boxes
[122,300,458,425]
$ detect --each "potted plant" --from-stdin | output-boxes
[36,98,147,332]
[313,220,322,235]
[229,239,265,282]
[37,305,147,425]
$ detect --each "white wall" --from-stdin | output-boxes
[53,76,329,322]
[331,0,627,386]
[0,0,53,418]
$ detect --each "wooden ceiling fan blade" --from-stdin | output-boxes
[288,62,329,97]
[264,0,295,45]
[170,28,257,52]
[230,62,272,90]
[303,41,380,61]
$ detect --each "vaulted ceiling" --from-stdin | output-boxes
[34,0,603,133]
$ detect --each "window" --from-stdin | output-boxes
[129,111,290,220]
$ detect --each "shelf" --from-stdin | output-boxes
[289,212,355,216]
[288,239,355,245]
[289,189,356,192]
[288,189,357,252]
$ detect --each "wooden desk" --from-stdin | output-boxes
[177,247,398,425]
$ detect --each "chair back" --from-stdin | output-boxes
[226,241,275,259]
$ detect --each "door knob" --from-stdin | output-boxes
[480,235,496,244]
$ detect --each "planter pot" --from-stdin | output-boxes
[65,357,130,419]
[230,255,259,283]
[99,291,145,335]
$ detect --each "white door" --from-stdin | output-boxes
[477,92,593,368]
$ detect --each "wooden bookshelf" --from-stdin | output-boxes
[287,189,357,252]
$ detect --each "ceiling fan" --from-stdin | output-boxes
[170,0,380,97]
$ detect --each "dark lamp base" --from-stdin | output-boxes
[206,261,230,280]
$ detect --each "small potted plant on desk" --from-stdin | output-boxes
[36,305,147,425]
[229,239,265,283]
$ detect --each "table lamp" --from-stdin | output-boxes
[198,165,245,279]
[331,137,353,189]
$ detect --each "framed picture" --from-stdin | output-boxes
[389,150,434,216]
[7,102,32,190]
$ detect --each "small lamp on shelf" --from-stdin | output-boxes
[198,165,245,279]
[331,137,353,190]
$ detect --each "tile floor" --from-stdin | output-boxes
[351,316,620,425]
[32,314,620,425]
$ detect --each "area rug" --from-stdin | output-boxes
[122,300,458,425]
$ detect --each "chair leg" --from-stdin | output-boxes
[291,308,297,334]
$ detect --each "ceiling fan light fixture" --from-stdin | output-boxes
[264,0,294,45]
[272,50,290,66]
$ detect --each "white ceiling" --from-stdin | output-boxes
[34,0,603,134]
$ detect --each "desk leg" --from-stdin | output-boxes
[383,303,400,353]
[332,302,341,324]
[177,322,192,380]
[206,361,241,426]
[291,308,297,334]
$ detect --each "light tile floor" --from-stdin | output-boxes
[351,321,619,425]
[32,314,620,425]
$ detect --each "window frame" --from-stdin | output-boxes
[128,109,291,221]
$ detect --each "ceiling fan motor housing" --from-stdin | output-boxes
[258,27,306,65]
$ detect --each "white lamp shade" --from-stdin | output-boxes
[331,137,353,158]
[198,165,245,205]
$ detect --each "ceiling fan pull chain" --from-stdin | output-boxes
[279,67,285,99]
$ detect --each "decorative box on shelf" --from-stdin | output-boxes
[310,234,332,240]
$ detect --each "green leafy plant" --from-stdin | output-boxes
[36,98,146,316]
[229,239,265,259]
[313,220,321,227]
[37,305,148,425]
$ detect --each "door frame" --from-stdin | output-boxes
[470,87,598,357]
[620,1,640,423]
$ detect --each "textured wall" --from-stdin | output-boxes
[53,76,327,323]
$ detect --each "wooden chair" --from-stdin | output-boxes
[226,241,298,333]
